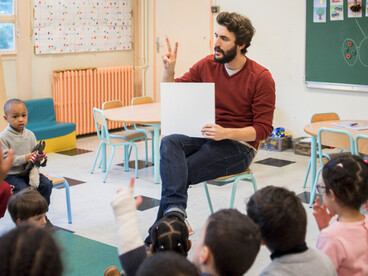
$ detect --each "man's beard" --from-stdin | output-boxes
[214,44,237,64]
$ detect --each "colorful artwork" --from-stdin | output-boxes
[330,0,344,20]
[314,0,327,23]
[34,0,132,54]
[348,0,362,18]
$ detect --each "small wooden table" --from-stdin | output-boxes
[104,103,161,184]
[304,120,368,206]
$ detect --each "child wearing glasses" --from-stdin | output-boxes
[313,155,368,276]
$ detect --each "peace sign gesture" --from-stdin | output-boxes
[162,37,178,82]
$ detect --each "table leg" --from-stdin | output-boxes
[309,136,317,207]
[153,124,160,184]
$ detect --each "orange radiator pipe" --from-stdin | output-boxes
[53,66,134,136]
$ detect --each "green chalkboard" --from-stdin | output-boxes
[306,1,368,88]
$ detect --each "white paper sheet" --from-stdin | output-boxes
[161,82,215,137]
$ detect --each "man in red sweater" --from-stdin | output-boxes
[145,12,275,245]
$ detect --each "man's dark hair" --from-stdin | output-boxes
[323,154,368,210]
[246,186,307,252]
[150,216,190,256]
[4,98,25,115]
[8,188,48,223]
[204,209,260,276]
[0,225,63,276]
[216,12,255,54]
[136,252,198,276]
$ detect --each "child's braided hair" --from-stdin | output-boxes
[150,217,189,256]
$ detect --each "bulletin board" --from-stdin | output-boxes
[306,0,368,91]
[33,0,132,55]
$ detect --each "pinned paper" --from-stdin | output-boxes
[348,0,362,18]
[330,0,344,20]
[314,0,327,23]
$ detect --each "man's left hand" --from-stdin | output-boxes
[201,123,227,141]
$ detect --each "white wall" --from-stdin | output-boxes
[217,0,368,138]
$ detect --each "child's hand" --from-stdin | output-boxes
[25,152,34,162]
[313,196,333,231]
[111,177,142,217]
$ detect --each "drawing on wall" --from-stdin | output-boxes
[330,0,344,20]
[314,0,327,23]
[34,0,132,54]
[342,19,368,67]
[348,0,362,18]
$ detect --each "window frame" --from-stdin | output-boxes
[0,0,17,57]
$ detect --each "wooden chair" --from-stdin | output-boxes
[309,127,355,207]
[44,174,72,224]
[131,96,157,165]
[303,112,340,188]
[91,108,140,182]
[202,147,258,214]
[102,100,148,169]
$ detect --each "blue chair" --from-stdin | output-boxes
[354,134,368,159]
[203,167,257,214]
[91,108,140,182]
[309,127,355,207]
[45,174,72,224]
[102,100,148,168]
[131,96,157,165]
[303,112,340,188]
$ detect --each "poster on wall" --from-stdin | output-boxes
[348,0,363,18]
[330,0,344,20]
[314,0,327,23]
[34,0,132,54]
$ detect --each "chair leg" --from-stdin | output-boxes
[303,159,311,188]
[229,174,257,209]
[91,143,103,174]
[104,146,116,183]
[124,145,130,172]
[151,132,155,165]
[132,143,139,179]
[63,179,72,224]
[203,181,214,214]
[309,167,323,207]
[144,135,148,166]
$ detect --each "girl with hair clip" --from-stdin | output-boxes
[110,177,191,276]
[313,155,368,276]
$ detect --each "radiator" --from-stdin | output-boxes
[53,66,134,136]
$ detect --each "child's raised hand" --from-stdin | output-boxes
[313,196,333,231]
[111,177,142,217]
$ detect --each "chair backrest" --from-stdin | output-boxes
[311,112,340,123]
[354,134,368,157]
[317,127,355,165]
[131,96,153,105]
[93,108,110,142]
[102,100,123,110]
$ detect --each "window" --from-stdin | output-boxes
[0,0,16,54]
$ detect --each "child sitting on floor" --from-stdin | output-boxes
[247,185,337,276]
[111,177,261,276]
[7,188,48,228]
[313,155,368,276]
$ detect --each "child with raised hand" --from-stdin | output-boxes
[7,188,48,228]
[313,155,368,276]
[111,177,191,276]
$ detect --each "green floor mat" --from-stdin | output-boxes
[53,230,122,276]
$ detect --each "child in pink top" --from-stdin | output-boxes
[313,155,368,276]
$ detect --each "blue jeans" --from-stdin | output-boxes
[145,134,255,243]
[6,173,53,205]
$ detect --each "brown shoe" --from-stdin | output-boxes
[104,266,120,276]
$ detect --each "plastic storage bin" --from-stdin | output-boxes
[259,136,292,152]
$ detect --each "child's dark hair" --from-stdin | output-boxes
[246,186,307,252]
[8,188,48,223]
[136,252,198,276]
[204,209,260,276]
[4,98,25,115]
[150,217,189,256]
[322,155,368,210]
[0,225,63,276]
